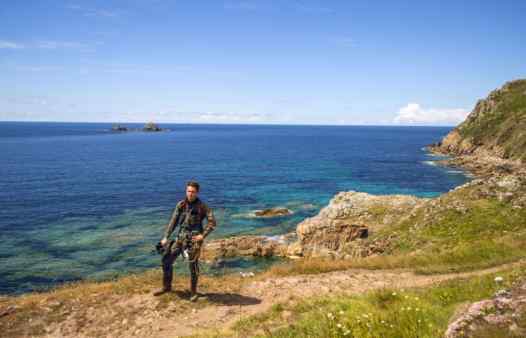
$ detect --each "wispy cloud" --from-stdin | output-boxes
[13,65,63,72]
[224,1,262,11]
[35,40,92,50]
[197,111,271,122]
[328,36,355,47]
[292,1,333,14]
[0,39,98,52]
[0,40,25,49]
[66,4,119,18]
[393,103,469,126]
[224,1,334,14]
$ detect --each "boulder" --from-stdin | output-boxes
[254,207,293,217]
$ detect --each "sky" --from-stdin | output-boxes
[0,0,525,126]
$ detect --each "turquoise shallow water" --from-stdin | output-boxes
[0,122,470,294]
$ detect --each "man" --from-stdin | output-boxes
[153,180,217,301]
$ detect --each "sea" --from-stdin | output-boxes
[0,122,471,295]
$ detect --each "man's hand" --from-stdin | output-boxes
[160,237,168,246]
[192,234,204,242]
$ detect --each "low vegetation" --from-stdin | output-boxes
[458,79,526,161]
[226,266,526,338]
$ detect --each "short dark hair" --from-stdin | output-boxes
[186,180,200,191]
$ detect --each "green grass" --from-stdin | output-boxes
[458,79,526,161]
[361,183,526,274]
[230,266,526,338]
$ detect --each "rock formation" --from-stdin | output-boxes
[254,207,293,217]
[427,79,526,175]
[292,191,427,258]
[202,234,294,261]
[445,278,526,338]
[111,124,128,132]
[143,122,162,132]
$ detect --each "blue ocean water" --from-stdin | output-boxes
[0,122,470,294]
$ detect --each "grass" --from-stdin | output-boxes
[458,79,526,161]
[225,265,526,338]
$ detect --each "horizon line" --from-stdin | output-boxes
[0,120,459,128]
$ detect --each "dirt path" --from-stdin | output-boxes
[43,260,525,338]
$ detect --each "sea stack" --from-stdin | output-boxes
[143,122,162,132]
[111,124,128,132]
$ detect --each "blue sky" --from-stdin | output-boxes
[1,0,525,125]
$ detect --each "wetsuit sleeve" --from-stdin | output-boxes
[164,203,183,239]
[202,204,217,239]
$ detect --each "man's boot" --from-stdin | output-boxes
[189,269,198,302]
[153,267,173,296]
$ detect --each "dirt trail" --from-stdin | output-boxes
[42,260,525,338]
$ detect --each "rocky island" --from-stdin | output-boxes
[110,122,167,133]
[1,79,525,337]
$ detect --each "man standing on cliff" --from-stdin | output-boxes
[153,180,217,301]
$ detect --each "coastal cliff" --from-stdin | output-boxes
[427,79,526,176]
[202,79,526,262]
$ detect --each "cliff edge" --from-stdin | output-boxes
[430,79,526,160]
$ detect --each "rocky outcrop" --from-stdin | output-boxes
[292,191,429,258]
[445,278,526,338]
[254,207,293,217]
[202,234,296,261]
[143,122,163,132]
[201,191,432,260]
[428,79,526,167]
[111,124,128,132]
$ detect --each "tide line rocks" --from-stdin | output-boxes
[202,234,295,261]
[294,191,428,258]
[254,207,293,217]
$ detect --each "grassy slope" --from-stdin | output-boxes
[217,171,526,337]
[227,266,526,338]
[458,79,526,161]
[264,179,526,277]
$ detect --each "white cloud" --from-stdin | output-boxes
[393,103,469,126]
[0,40,24,49]
[197,111,270,123]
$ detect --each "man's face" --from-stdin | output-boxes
[186,185,198,201]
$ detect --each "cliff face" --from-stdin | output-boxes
[429,79,526,162]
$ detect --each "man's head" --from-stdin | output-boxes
[186,180,200,202]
